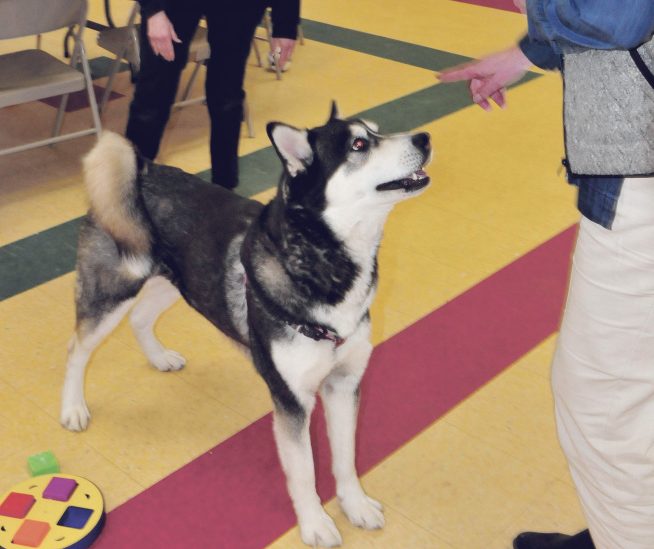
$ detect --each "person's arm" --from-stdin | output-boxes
[439,47,532,110]
[136,0,180,62]
[527,0,654,52]
[269,0,300,40]
[440,0,654,110]
[137,0,167,20]
[269,0,300,70]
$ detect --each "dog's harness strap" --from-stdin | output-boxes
[292,323,345,347]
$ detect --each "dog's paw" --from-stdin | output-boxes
[340,492,385,530]
[299,509,342,547]
[60,402,91,432]
[151,349,186,372]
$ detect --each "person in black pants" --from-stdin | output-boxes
[126,0,300,189]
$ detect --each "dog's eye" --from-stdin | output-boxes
[351,137,369,152]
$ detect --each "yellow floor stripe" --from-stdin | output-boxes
[302,0,529,58]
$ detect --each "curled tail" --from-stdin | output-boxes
[83,131,150,258]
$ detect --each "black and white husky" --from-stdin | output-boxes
[60,104,431,547]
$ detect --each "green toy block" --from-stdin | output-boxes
[27,451,60,476]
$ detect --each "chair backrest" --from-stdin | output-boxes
[0,0,87,40]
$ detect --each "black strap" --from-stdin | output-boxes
[630,47,654,90]
[296,323,345,346]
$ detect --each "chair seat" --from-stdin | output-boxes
[190,26,210,62]
[0,49,85,108]
[97,25,140,66]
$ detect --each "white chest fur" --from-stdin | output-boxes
[312,205,389,337]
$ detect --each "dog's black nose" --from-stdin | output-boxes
[412,132,431,152]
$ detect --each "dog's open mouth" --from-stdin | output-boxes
[376,169,430,193]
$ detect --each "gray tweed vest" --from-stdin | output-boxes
[563,36,654,176]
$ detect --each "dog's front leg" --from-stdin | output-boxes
[268,335,343,547]
[320,324,384,531]
[273,407,342,547]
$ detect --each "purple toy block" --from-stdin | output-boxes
[43,477,78,502]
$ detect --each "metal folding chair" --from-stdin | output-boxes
[96,1,140,113]
[0,0,101,156]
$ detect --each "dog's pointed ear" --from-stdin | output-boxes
[328,100,340,121]
[267,122,313,177]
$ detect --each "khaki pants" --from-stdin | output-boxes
[553,177,654,549]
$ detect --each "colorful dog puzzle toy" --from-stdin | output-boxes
[0,474,105,548]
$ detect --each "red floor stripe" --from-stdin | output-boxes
[94,225,577,549]
[452,0,521,12]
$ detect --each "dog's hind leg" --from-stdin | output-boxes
[61,298,136,431]
[129,276,185,372]
[320,322,384,531]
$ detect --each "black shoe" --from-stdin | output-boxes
[513,530,594,549]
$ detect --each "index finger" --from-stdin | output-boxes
[438,64,480,82]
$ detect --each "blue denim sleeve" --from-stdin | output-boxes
[526,0,654,51]
[518,34,561,70]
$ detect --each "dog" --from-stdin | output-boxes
[60,103,431,547]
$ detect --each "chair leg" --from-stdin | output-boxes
[100,52,125,113]
[53,35,84,139]
[77,41,103,136]
[52,94,70,138]
[264,10,282,80]
[179,62,203,104]
[243,95,254,138]
[252,38,262,67]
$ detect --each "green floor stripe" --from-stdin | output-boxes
[0,20,544,301]
[0,219,82,301]
[300,19,471,71]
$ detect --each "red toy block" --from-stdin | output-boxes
[12,519,50,547]
[0,492,36,518]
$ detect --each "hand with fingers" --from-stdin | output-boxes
[147,10,181,61]
[270,37,296,71]
[438,46,532,111]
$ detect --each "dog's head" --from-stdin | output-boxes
[267,102,432,215]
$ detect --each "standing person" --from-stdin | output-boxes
[126,0,300,189]
[439,1,654,548]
